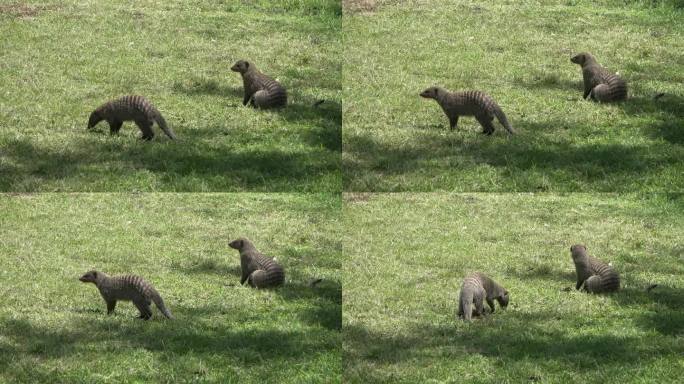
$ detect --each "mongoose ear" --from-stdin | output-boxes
[244,61,249,70]
[92,271,97,278]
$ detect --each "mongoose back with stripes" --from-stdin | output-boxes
[87,95,176,140]
[458,272,509,321]
[420,87,515,135]
[570,244,620,293]
[231,60,287,108]
[571,52,627,102]
[79,270,173,320]
[229,238,285,288]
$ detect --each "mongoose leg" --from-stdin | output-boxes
[108,120,123,135]
[449,115,459,131]
[106,300,117,314]
[243,93,252,106]
[474,295,485,317]
[476,115,496,135]
[133,298,152,320]
[486,298,496,314]
[576,280,584,290]
[135,119,155,141]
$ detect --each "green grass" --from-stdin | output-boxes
[343,0,684,192]
[343,193,684,383]
[0,0,341,192]
[0,193,341,383]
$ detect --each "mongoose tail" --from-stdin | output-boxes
[153,113,176,140]
[492,104,515,135]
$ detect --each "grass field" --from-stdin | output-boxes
[343,0,684,192]
[0,0,341,192]
[0,193,341,383]
[343,193,684,383]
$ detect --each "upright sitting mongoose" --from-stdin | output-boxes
[79,270,173,320]
[420,87,515,135]
[570,52,627,102]
[228,238,285,288]
[458,272,509,321]
[231,60,287,108]
[87,95,176,140]
[570,244,620,293]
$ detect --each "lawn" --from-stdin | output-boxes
[342,0,684,192]
[343,193,684,383]
[0,0,341,192]
[0,193,341,383]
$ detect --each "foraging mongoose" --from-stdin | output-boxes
[570,244,620,293]
[87,95,176,140]
[228,238,285,288]
[570,52,627,102]
[230,60,287,108]
[420,87,514,135]
[79,270,173,320]
[458,272,509,321]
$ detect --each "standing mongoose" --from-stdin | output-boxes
[228,238,285,288]
[457,272,509,321]
[570,244,620,293]
[420,87,515,135]
[87,95,176,140]
[79,270,174,320]
[570,52,627,102]
[231,60,287,108]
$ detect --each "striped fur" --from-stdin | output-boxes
[458,272,509,321]
[79,270,173,319]
[87,95,176,140]
[231,60,287,109]
[570,244,620,293]
[229,238,285,289]
[420,87,515,135]
[571,52,627,102]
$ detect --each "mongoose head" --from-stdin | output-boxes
[79,270,101,283]
[498,291,510,308]
[570,52,596,66]
[87,110,103,129]
[570,244,587,259]
[231,60,252,74]
[419,87,442,99]
[229,237,252,250]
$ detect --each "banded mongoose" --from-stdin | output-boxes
[420,87,514,135]
[231,60,287,108]
[228,238,285,288]
[570,52,627,102]
[570,244,620,293]
[457,272,509,321]
[87,95,176,140]
[79,270,173,320]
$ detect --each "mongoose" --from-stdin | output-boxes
[570,244,620,293]
[420,87,514,135]
[79,270,174,320]
[458,272,509,321]
[87,95,176,140]
[570,52,627,102]
[228,238,285,288]
[230,60,287,108]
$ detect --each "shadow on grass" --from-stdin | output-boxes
[0,130,340,191]
[343,125,680,190]
[344,309,684,380]
[0,315,339,374]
